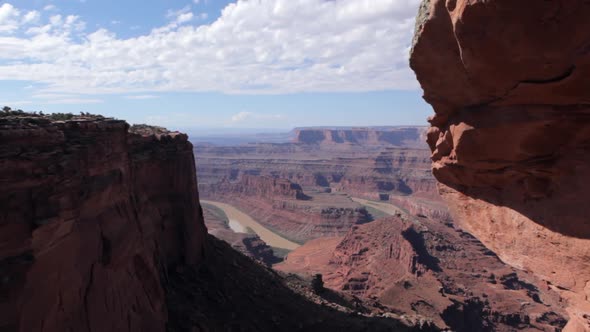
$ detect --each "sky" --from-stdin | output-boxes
[0,0,432,129]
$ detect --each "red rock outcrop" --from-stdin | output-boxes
[277,215,570,331]
[0,117,207,332]
[205,174,310,201]
[410,0,590,329]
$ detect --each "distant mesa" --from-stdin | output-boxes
[293,127,428,149]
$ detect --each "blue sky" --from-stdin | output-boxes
[0,0,431,129]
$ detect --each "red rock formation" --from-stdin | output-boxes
[201,175,371,243]
[205,174,310,201]
[277,216,569,331]
[410,0,590,329]
[195,143,450,223]
[0,117,206,332]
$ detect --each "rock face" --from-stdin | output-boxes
[277,216,569,331]
[293,127,427,148]
[410,0,590,329]
[0,117,207,332]
[205,174,310,201]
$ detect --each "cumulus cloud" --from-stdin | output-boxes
[0,0,421,96]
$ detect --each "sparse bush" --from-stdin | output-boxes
[129,124,170,136]
[46,113,75,121]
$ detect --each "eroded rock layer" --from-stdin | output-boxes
[293,127,427,148]
[0,117,207,332]
[201,174,371,243]
[277,216,569,331]
[410,0,590,329]
[195,139,451,236]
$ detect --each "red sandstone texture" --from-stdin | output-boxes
[0,117,207,332]
[277,215,569,331]
[410,0,590,330]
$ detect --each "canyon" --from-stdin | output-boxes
[0,114,436,332]
[196,127,451,245]
[196,125,574,330]
[1,0,588,330]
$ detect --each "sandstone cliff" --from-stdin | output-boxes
[0,116,206,332]
[293,127,428,148]
[410,0,590,329]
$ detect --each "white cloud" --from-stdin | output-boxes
[176,12,193,24]
[43,5,56,11]
[22,11,40,24]
[0,3,20,33]
[0,0,421,96]
[231,111,253,122]
[231,111,284,123]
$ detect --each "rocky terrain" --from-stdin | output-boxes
[0,113,434,332]
[410,0,590,330]
[168,235,437,332]
[278,212,569,331]
[0,115,206,332]
[195,127,451,243]
[201,174,373,243]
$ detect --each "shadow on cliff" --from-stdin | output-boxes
[433,106,590,239]
[166,235,438,332]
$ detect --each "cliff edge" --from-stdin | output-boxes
[0,116,207,331]
[410,1,590,330]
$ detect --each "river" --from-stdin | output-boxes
[200,200,301,250]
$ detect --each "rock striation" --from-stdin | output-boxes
[201,174,371,243]
[0,116,207,332]
[195,141,450,224]
[293,127,428,148]
[277,215,569,331]
[410,0,590,329]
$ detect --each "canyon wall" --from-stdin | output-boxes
[293,127,427,148]
[200,174,371,242]
[195,142,450,224]
[0,117,207,332]
[410,0,590,329]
